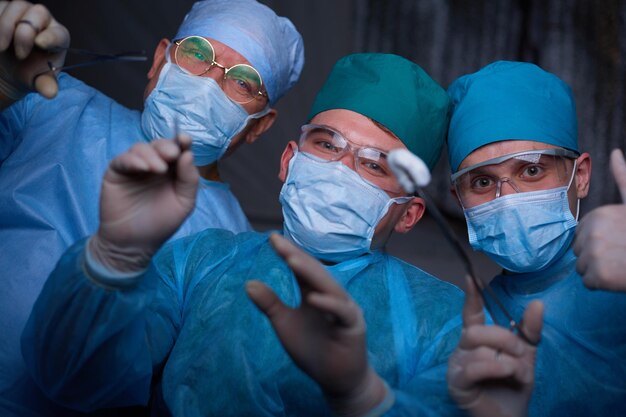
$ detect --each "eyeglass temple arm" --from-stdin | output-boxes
[393,162,536,346]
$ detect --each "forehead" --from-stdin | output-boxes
[459,140,561,169]
[309,109,406,152]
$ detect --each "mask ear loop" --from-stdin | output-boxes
[566,159,580,221]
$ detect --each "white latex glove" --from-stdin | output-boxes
[447,276,543,417]
[0,0,69,104]
[90,134,199,273]
[575,148,626,292]
[246,234,390,417]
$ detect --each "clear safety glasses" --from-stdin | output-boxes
[174,36,267,104]
[298,124,404,194]
[452,148,579,209]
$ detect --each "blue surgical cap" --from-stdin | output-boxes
[175,0,304,106]
[447,61,578,171]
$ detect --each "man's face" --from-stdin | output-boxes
[456,140,591,216]
[144,37,269,115]
[278,109,425,250]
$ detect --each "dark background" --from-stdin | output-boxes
[38,0,626,287]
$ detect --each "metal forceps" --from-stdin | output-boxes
[46,47,147,72]
[388,149,536,345]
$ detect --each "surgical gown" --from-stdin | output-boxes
[486,247,626,416]
[0,73,251,416]
[22,229,466,416]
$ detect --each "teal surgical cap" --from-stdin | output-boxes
[307,53,450,171]
[447,61,579,171]
[175,0,304,106]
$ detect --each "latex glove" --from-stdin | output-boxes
[90,134,199,273]
[447,276,543,417]
[575,148,626,292]
[246,234,390,417]
[0,0,69,104]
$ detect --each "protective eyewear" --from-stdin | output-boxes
[452,148,579,208]
[174,36,267,104]
[298,124,405,194]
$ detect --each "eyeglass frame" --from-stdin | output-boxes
[451,148,580,182]
[173,36,268,104]
[451,148,580,208]
[297,123,407,194]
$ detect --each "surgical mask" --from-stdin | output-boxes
[464,164,579,273]
[280,151,412,263]
[141,52,270,166]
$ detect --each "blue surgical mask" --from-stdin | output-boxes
[463,170,579,273]
[280,151,412,263]
[141,53,270,166]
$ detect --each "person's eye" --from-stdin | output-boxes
[184,48,210,62]
[522,164,544,178]
[470,176,495,190]
[361,160,389,177]
[232,78,253,94]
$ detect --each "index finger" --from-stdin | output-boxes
[269,234,347,299]
[462,274,485,328]
[610,149,626,202]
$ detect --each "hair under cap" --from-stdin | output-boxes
[307,53,450,171]
[175,0,304,106]
[447,61,579,171]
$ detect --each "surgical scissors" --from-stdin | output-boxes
[46,47,147,72]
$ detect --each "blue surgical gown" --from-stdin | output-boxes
[22,229,466,416]
[0,73,251,416]
[486,247,626,416]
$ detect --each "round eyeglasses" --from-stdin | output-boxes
[174,36,268,104]
[298,124,405,194]
[451,148,579,208]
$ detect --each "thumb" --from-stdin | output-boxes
[520,300,544,346]
[246,280,289,321]
[33,72,58,99]
[610,149,626,202]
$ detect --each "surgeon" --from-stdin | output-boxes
[23,53,466,416]
[574,148,626,292]
[445,61,626,416]
[0,0,303,416]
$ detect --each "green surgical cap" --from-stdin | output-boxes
[447,61,579,171]
[307,53,450,170]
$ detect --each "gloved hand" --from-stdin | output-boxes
[447,276,543,417]
[89,134,199,273]
[575,148,626,292]
[246,234,390,417]
[0,0,69,105]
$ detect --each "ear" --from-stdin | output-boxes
[394,197,426,234]
[147,38,170,81]
[574,152,591,199]
[278,141,298,182]
[244,108,278,144]
[449,185,464,208]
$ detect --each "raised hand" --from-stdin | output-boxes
[575,148,626,292]
[246,234,389,416]
[90,134,199,273]
[0,1,69,103]
[447,277,543,417]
